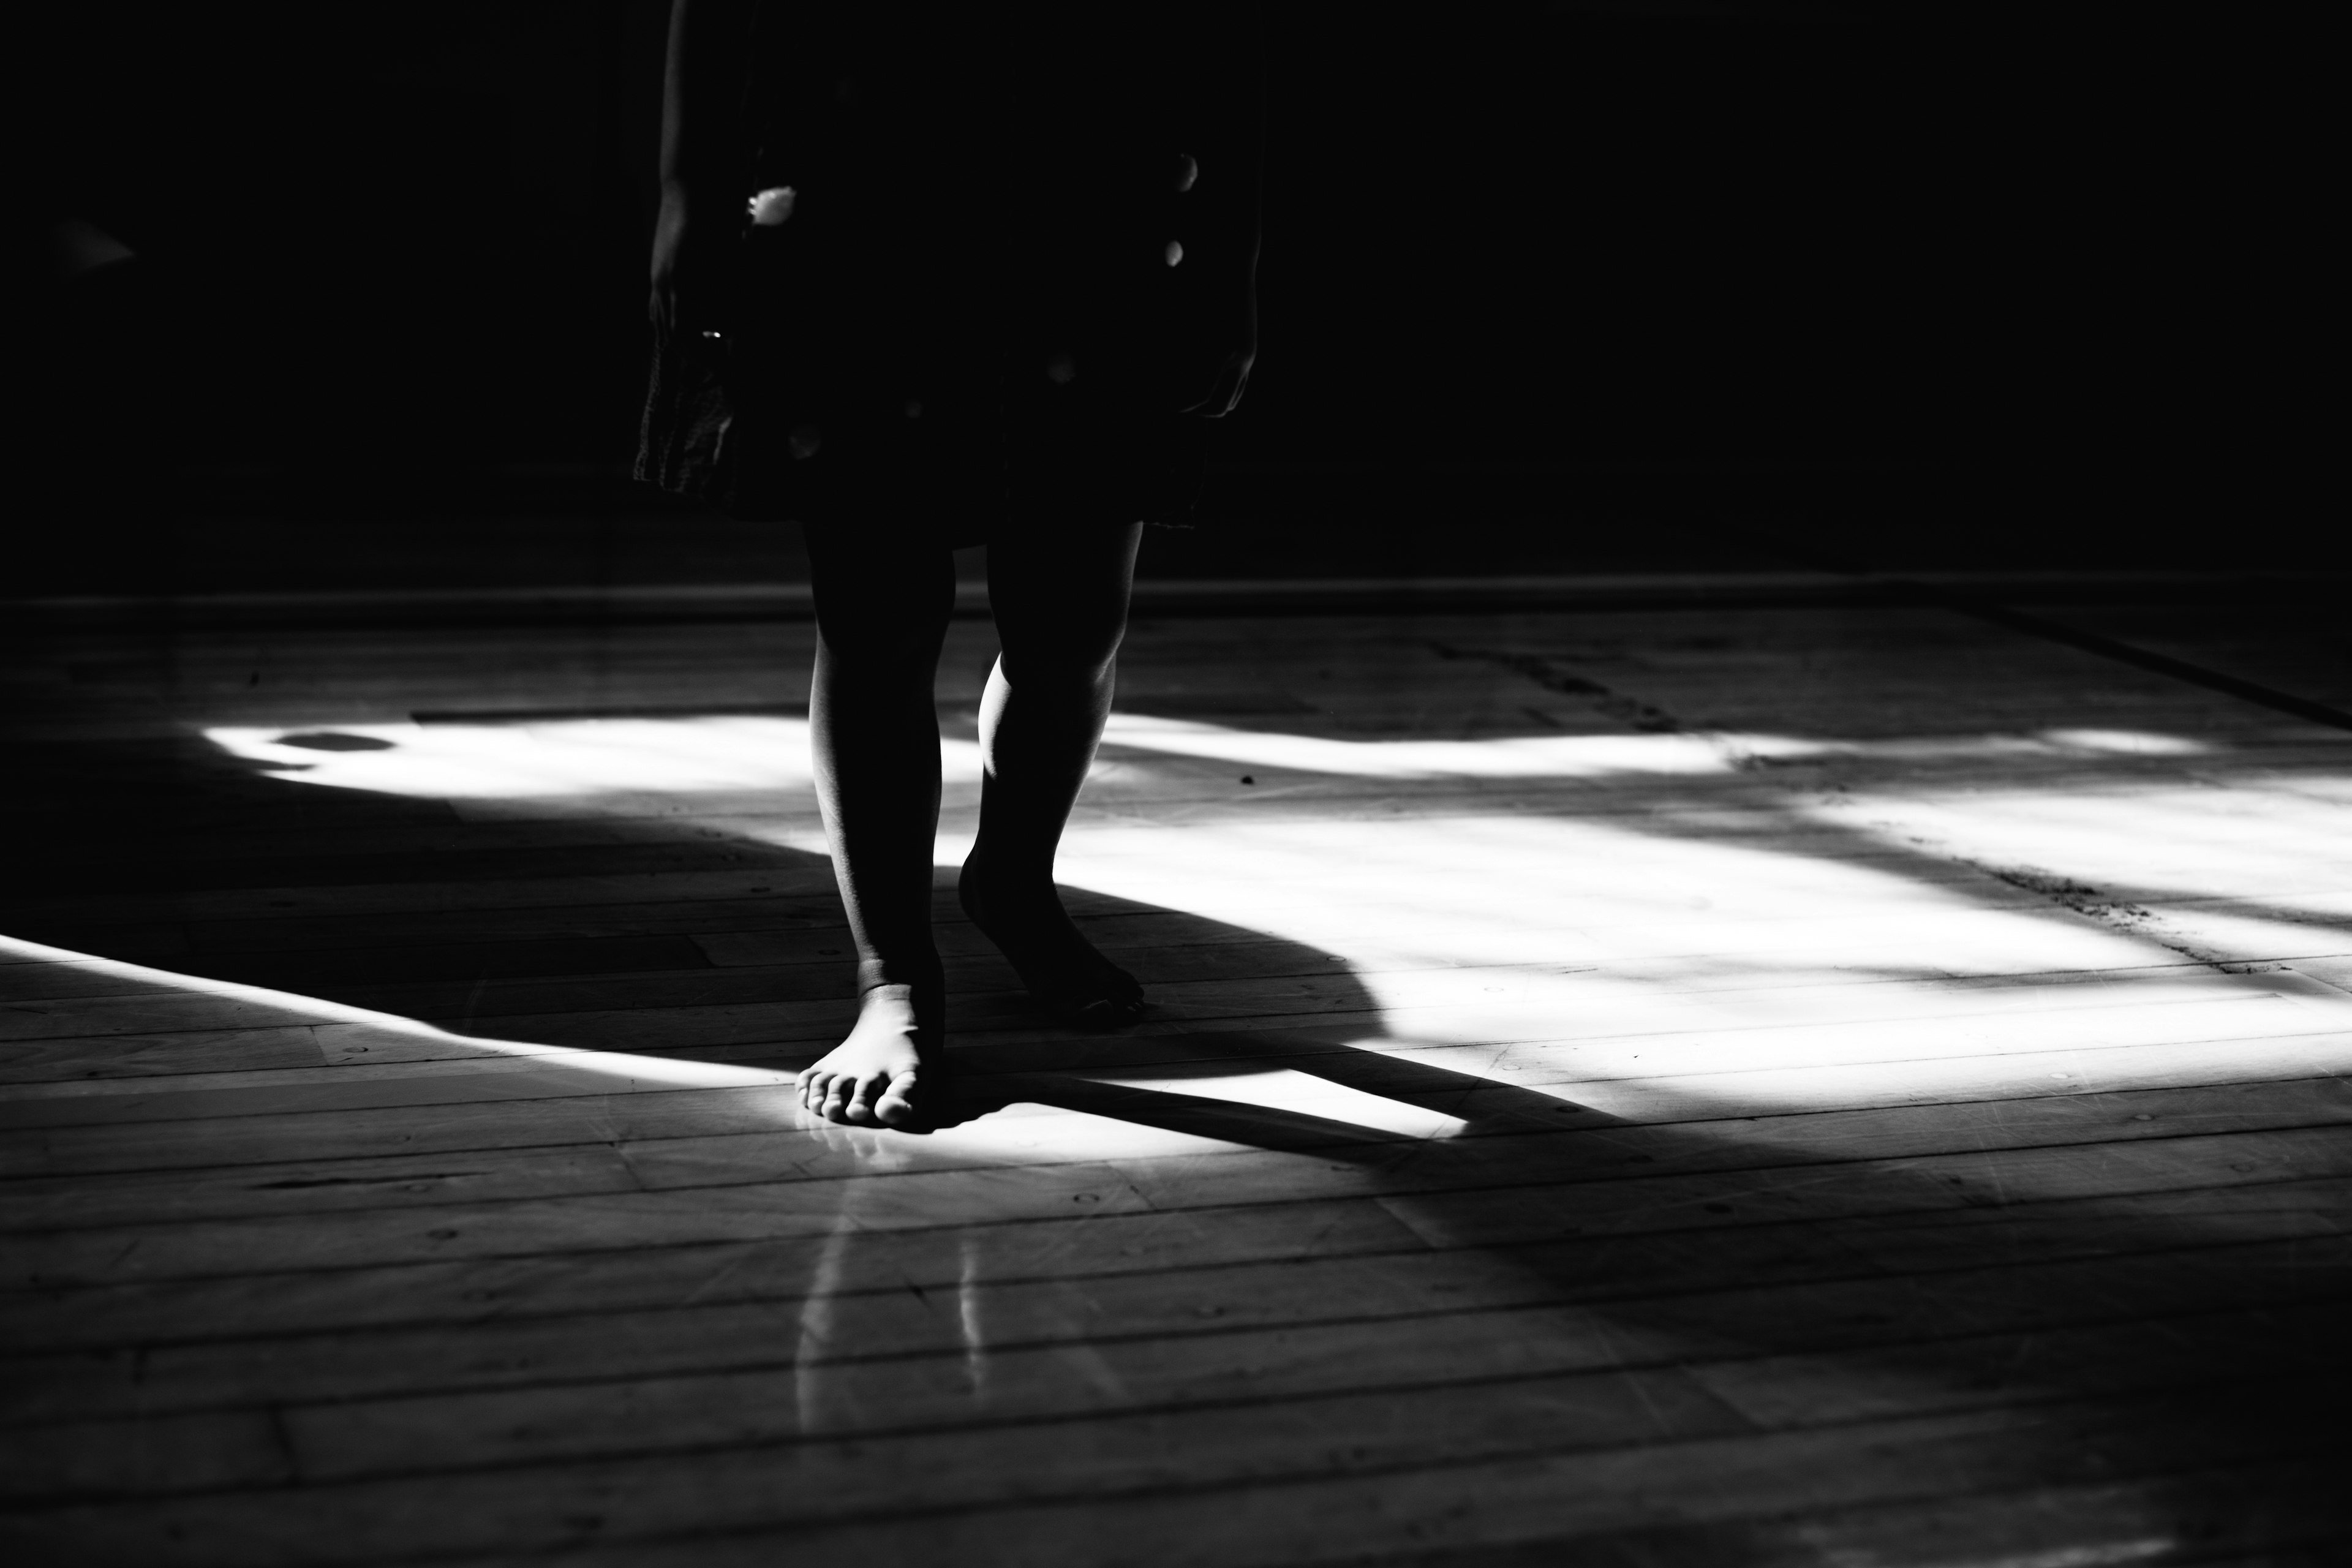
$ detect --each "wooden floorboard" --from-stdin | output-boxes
[10,1225,2347,1430]
[2,1390,2334,1567]
[3,590,2349,1563]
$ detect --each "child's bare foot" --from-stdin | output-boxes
[959,856,1145,1027]
[796,984,937,1127]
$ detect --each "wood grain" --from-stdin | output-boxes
[4,592,2349,1564]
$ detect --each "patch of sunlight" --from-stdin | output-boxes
[758,1099,1321,1168]
[1058,1063,1470,1140]
[203,715,2215,802]
[1100,715,1800,777]
[1050,812,2136,956]
[180,714,2346,1134]
[2141,903,2352,965]
[2034,728,2209,756]
[1827,785,2352,907]
[206,717,984,799]
[1099,716,2212,778]
[1041,810,2352,1109]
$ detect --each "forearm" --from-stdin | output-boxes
[658,0,754,203]
[650,0,755,327]
[1178,28,1264,412]
[1180,17,1267,303]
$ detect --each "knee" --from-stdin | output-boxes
[809,562,954,676]
[997,609,1126,685]
[984,521,1142,685]
[816,627,946,690]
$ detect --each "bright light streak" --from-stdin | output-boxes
[2035,729,2208,756]
[200,715,2212,801]
[1061,1063,1471,1140]
[0,933,794,1091]
[1823,786,2352,911]
[205,718,984,799]
[1102,715,1801,777]
[1098,716,2207,780]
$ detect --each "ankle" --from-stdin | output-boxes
[963,851,1055,895]
[856,982,944,1038]
[856,955,943,994]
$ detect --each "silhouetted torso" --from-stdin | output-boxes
[639,4,1259,534]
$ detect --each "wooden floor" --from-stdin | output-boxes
[3,575,2350,1566]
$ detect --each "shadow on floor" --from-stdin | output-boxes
[2,722,2346,1561]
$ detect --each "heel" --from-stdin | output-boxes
[959,864,1147,1028]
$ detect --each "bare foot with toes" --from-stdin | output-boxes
[796,984,937,1127]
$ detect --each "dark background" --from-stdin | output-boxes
[18,2,2324,591]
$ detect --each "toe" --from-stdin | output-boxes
[874,1070,921,1127]
[843,1074,885,1126]
[821,1078,856,1122]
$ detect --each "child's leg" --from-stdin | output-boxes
[796,529,958,1126]
[961,520,1147,1021]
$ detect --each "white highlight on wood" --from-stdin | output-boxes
[173,712,2350,1144]
[0,933,801,1091]
[204,717,932,799]
[199,715,2214,801]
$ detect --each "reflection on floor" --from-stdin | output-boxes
[3,594,2350,1565]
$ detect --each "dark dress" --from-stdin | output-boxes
[636,5,1262,547]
